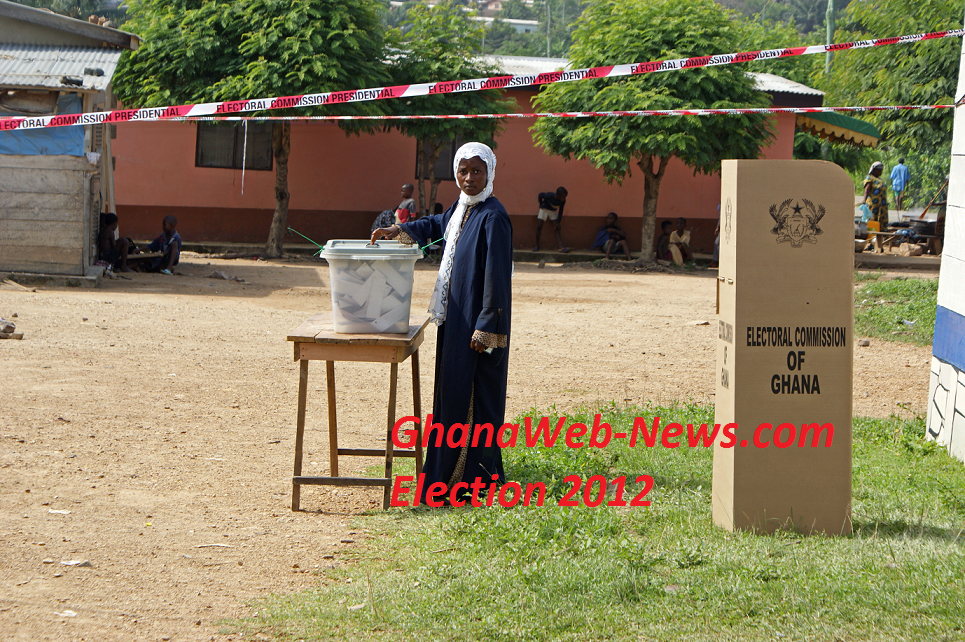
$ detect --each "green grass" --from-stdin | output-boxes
[854,275,938,346]
[230,403,965,642]
[853,270,884,283]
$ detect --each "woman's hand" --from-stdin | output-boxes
[371,224,401,245]
[470,339,488,353]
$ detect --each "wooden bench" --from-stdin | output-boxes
[124,251,163,262]
[866,230,937,254]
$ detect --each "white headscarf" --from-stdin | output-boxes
[428,142,496,326]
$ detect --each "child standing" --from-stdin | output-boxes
[533,186,571,252]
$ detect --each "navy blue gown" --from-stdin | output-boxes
[399,196,512,493]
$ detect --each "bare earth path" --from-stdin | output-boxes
[0,257,932,641]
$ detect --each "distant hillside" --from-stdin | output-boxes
[715,0,850,34]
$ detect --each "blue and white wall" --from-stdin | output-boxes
[926,40,965,463]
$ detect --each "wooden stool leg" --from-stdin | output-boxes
[327,361,338,477]
[383,362,399,509]
[412,350,423,477]
[293,359,309,511]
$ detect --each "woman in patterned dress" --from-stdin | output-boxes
[863,161,889,230]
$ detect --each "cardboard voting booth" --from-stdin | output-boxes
[713,160,854,535]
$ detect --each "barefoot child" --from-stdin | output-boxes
[147,215,182,274]
[593,212,632,260]
[669,217,692,266]
[98,213,135,272]
[656,220,673,263]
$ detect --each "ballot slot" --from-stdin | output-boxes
[321,240,423,334]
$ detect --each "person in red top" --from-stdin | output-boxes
[395,183,417,224]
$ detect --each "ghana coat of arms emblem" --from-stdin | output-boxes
[769,199,825,247]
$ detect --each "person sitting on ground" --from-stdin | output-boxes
[147,215,182,275]
[533,186,571,253]
[591,212,632,260]
[395,183,417,224]
[669,217,692,266]
[98,213,136,272]
[655,220,673,264]
[371,209,396,233]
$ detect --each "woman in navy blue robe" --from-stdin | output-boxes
[372,143,512,500]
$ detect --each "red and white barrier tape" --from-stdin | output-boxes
[1,27,962,133]
[174,104,956,122]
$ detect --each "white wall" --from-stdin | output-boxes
[926,37,965,463]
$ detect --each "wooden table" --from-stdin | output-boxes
[867,230,899,253]
[286,313,429,510]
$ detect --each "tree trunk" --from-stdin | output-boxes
[633,153,671,266]
[415,138,427,217]
[264,122,291,259]
[426,141,443,217]
[430,178,441,218]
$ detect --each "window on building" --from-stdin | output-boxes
[196,122,274,170]
[415,135,494,181]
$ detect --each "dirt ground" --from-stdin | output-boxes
[0,255,933,641]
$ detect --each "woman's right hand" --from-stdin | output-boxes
[371,225,401,245]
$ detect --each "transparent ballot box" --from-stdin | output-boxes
[320,239,422,334]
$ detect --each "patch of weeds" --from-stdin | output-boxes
[854,270,884,282]
[854,275,937,345]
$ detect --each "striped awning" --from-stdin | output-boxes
[796,112,880,148]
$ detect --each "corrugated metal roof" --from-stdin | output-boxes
[481,56,824,97]
[0,0,140,50]
[481,55,570,78]
[0,44,122,92]
[752,72,824,97]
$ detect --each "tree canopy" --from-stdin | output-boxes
[717,0,849,34]
[387,0,511,215]
[820,0,962,153]
[113,0,391,256]
[532,0,774,263]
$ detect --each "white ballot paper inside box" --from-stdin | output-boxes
[321,240,422,334]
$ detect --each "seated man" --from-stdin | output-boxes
[147,215,182,274]
[655,220,673,264]
[669,217,692,266]
[591,212,632,260]
[98,213,135,272]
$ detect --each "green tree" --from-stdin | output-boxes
[381,0,417,30]
[820,0,962,153]
[389,0,512,216]
[716,0,848,34]
[485,0,584,57]
[532,0,773,264]
[735,13,824,85]
[499,0,535,20]
[113,0,390,257]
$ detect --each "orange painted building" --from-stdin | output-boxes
[113,58,821,254]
